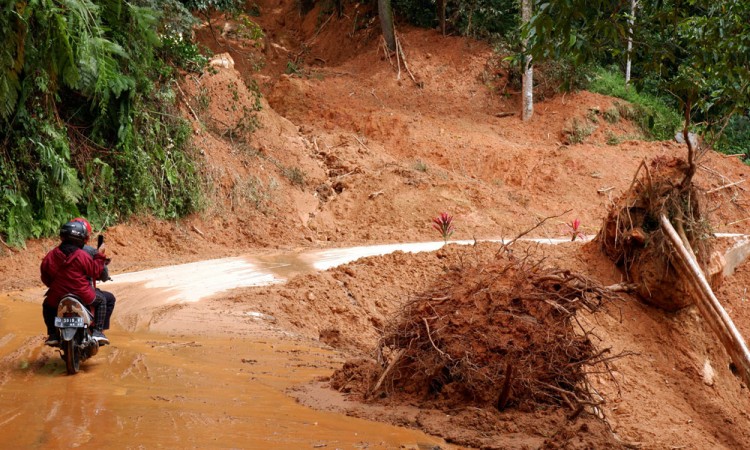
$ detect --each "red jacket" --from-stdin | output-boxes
[41,246,107,307]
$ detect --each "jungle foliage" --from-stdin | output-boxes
[528,0,750,156]
[0,0,237,247]
[388,0,749,155]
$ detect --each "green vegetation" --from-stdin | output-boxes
[605,131,621,146]
[603,106,620,124]
[564,118,596,144]
[285,60,302,76]
[389,0,748,158]
[412,159,428,172]
[281,166,306,189]
[528,0,750,166]
[0,0,246,247]
[716,116,750,156]
[588,69,682,140]
[233,175,278,214]
[393,0,518,39]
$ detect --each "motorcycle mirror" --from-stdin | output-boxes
[97,234,104,249]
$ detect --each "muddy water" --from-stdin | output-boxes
[0,294,445,448]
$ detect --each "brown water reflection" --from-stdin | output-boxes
[0,294,446,449]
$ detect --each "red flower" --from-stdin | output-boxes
[432,212,455,243]
[567,218,585,241]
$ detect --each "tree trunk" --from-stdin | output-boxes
[379,0,396,52]
[661,215,750,389]
[521,0,533,121]
[437,0,446,36]
[625,0,637,85]
[681,98,696,188]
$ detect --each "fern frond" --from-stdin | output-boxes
[0,73,20,119]
[0,2,26,119]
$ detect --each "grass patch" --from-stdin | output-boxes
[234,175,279,214]
[603,106,620,123]
[588,68,681,140]
[716,115,750,161]
[564,118,597,144]
[282,166,306,188]
[413,159,429,172]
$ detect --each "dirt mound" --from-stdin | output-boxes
[329,245,625,447]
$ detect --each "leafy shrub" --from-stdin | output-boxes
[504,55,597,101]
[564,118,596,144]
[180,0,243,15]
[588,68,682,140]
[390,0,519,39]
[0,0,205,246]
[603,106,620,123]
[392,0,438,28]
[286,60,303,76]
[605,131,621,145]
[716,115,750,160]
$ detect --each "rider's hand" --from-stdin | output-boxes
[98,244,106,256]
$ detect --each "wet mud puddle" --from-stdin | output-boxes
[0,295,444,448]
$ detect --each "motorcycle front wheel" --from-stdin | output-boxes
[63,339,81,375]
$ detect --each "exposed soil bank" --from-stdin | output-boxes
[2,0,750,446]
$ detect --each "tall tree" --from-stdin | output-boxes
[521,0,533,120]
[437,0,447,36]
[625,0,638,85]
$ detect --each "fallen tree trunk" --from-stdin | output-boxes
[660,214,750,388]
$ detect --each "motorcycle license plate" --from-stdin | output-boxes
[54,317,85,328]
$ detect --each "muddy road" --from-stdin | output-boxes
[3,236,750,448]
[0,299,444,448]
[0,244,468,448]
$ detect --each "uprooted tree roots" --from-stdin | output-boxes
[597,156,718,311]
[332,247,626,417]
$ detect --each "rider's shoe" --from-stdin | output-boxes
[92,329,110,346]
[45,336,59,346]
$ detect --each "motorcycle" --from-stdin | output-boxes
[51,234,109,375]
[55,295,100,375]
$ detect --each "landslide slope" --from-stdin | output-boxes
[3,0,747,289]
[2,1,750,448]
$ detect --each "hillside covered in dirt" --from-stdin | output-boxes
[2,0,750,448]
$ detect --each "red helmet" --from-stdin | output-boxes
[72,217,92,235]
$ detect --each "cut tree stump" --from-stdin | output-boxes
[660,214,750,388]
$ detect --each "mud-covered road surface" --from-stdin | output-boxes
[4,236,750,448]
[1,243,487,448]
[0,238,589,449]
[0,292,445,448]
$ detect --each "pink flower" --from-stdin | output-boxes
[432,212,455,244]
[567,218,585,241]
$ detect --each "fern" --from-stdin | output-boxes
[0,0,207,246]
[0,1,24,119]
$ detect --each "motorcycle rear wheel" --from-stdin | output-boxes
[64,339,80,375]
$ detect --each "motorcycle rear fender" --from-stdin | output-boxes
[60,327,77,341]
[57,296,93,326]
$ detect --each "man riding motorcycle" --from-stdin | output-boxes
[72,217,117,334]
[41,220,110,346]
